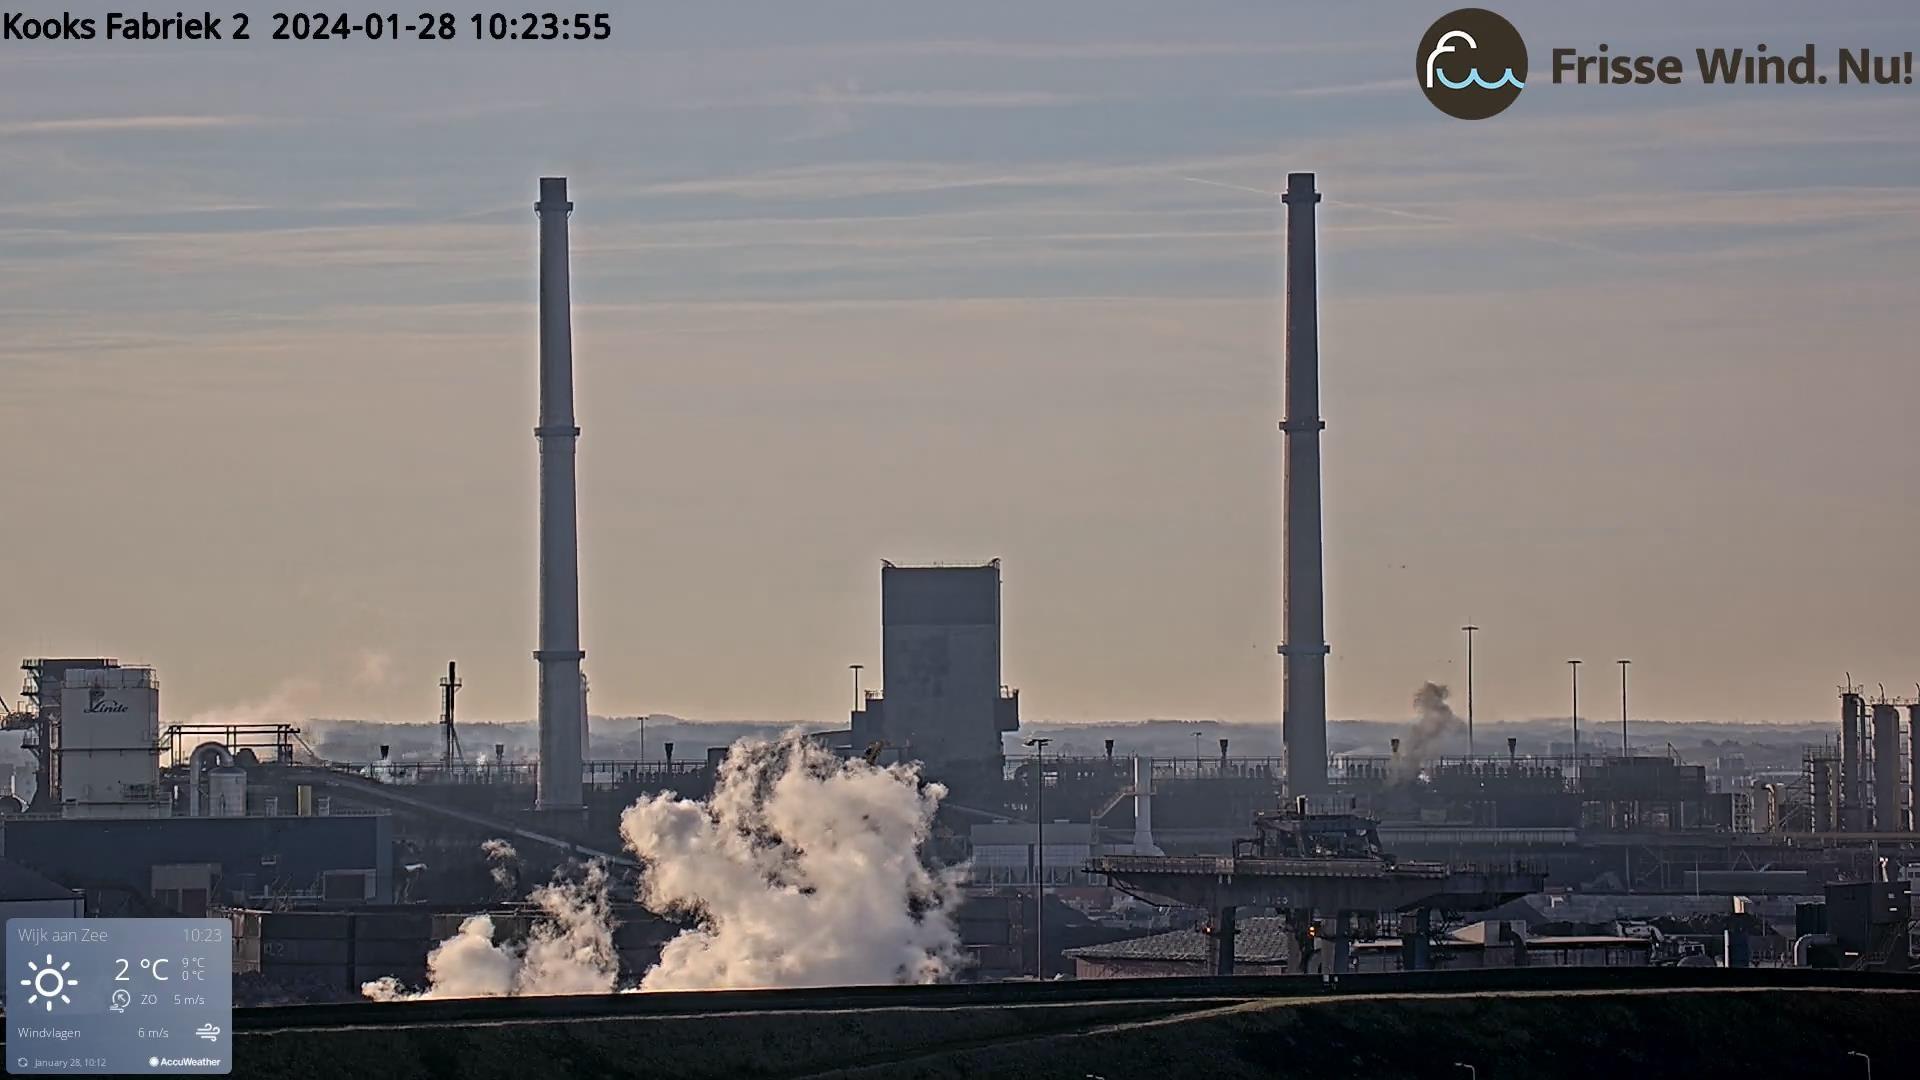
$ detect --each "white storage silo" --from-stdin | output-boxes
[207,766,247,818]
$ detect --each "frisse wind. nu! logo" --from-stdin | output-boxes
[1418,9,1529,119]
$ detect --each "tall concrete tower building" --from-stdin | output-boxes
[853,561,1019,780]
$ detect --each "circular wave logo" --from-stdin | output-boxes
[1418,9,1528,119]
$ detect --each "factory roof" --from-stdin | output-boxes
[0,858,81,902]
[970,822,1098,846]
[1066,918,1650,967]
[1525,935,1653,948]
[1064,917,1292,965]
[880,559,1000,570]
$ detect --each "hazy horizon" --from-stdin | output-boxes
[5,1,1916,731]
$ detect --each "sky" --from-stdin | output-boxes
[2,1,1916,730]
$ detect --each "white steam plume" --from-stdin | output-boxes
[361,862,617,1000]
[362,735,959,1000]
[363,915,514,1000]
[516,862,619,994]
[621,736,962,991]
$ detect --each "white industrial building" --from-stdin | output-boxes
[968,822,1099,887]
[56,663,165,818]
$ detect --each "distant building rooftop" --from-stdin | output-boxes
[880,559,1000,570]
[970,822,1097,846]
[1064,917,1293,966]
[1066,917,1652,967]
[0,858,82,902]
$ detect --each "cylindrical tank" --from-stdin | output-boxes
[1910,704,1920,832]
[1131,755,1161,854]
[208,766,247,818]
[1751,781,1778,833]
[0,794,25,816]
[1841,693,1866,830]
[1872,703,1901,832]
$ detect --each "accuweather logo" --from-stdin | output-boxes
[1418,9,1529,118]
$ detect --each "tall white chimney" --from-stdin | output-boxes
[534,176,585,812]
[1279,172,1330,796]
[1131,755,1162,855]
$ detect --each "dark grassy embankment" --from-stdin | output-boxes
[232,979,1920,1079]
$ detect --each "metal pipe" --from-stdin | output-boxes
[1568,659,1582,780]
[1791,933,1834,966]
[534,176,585,813]
[1280,171,1330,796]
[187,741,232,818]
[1618,658,1631,757]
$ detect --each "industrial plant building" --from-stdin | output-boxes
[2,173,1914,1002]
[1065,916,1654,978]
[1802,691,1919,834]
[1,657,393,915]
[850,560,1019,783]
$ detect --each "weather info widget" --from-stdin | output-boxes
[6,920,231,1074]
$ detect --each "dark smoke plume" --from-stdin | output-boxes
[1395,682,1465,774]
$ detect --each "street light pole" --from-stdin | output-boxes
[1847,1050,1871,1079]
[1462,625,1479,757]
[1025,736,1051,979]
[1454,1063,1477,1080]
[1568,659,1582,781]
[1618,659,1631,758]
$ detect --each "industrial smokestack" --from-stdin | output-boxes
[1279,171,1329,796]
[534,176,585,813]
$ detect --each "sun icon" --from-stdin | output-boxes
[21,954,77,1012]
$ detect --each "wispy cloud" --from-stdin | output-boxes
[0,114,261,136]
[777,85,1127,109]
[653,36,1381,65]
[1269,79,1405,98]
